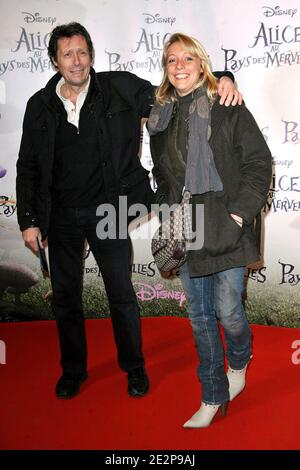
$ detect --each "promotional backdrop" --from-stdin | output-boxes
[0,0,299,326]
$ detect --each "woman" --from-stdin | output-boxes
[148,33,272,428]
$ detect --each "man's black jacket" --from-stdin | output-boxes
[16,68,154,238]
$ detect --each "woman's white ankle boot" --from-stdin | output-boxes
[183,401,228,428]
[227,364,248,401]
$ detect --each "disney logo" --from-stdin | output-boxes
[143,13,176,26]
[262,5,297,18]
[22,12,56,25]
[133,281,186,307]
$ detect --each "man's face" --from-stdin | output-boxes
[53,34,92,88]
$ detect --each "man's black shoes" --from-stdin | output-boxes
[127,366,149,397]
[56,367,149,398]
[56,371,88,399]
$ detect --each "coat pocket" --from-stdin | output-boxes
[119,166,150,194]
[202,194,243,257]
[119,166,154,213]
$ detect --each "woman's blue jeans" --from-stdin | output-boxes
[180,263,252,405]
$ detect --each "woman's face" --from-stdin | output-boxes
[166,41,202,96]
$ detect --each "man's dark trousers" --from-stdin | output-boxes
[47,206,144,375]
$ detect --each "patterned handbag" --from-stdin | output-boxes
[151,191,193,272]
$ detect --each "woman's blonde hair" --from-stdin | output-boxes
[156,32,218,105]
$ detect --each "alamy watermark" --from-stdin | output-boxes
[95,197,204,251]
[291,340,300,365]
[0,340,6,364]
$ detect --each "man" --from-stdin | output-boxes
[16,23,242,400]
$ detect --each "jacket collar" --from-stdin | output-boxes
[40,67,103,107]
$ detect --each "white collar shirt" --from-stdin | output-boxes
[56,75,90,129]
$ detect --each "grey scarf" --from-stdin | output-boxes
[148,87,223,195]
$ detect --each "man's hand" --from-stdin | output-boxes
[22,227,42,254]
[218,76,243,106]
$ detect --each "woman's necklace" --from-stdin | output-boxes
[177,92,193,155]
[178,105,190,152]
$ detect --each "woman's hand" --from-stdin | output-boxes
[230,213,243,227]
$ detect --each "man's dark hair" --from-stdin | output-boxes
[48,22,94,66]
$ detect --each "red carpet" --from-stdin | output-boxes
[0,318,300,450]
